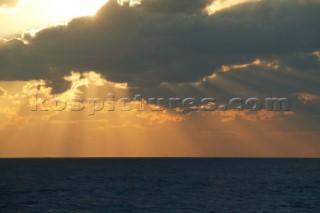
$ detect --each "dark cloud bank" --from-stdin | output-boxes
[0,0,319,92]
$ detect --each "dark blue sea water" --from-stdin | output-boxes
[0,158,319,212]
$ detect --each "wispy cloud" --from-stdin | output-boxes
[206,0,260,15]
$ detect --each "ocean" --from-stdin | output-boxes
[0,158,319,212]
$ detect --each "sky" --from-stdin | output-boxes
[0,0,319,157]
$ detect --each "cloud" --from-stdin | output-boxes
[295,93,320,103]
[0,0,20,8]
[0,0,319,92]
[0,86,7,96]
[206,0,260,15]
[219,110,293,122]
[138,0,212,14]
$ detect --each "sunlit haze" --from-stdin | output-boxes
[0,0,109,37]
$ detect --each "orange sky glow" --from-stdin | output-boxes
[0,0,319,158]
